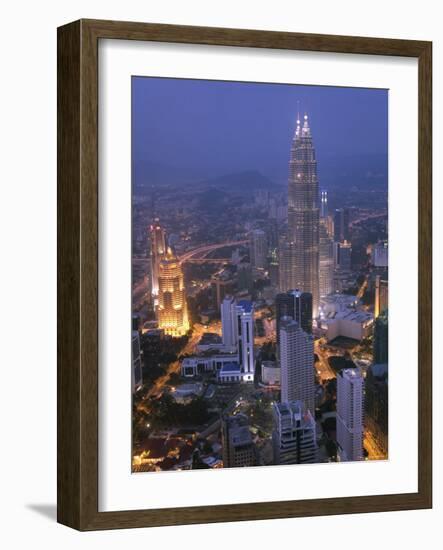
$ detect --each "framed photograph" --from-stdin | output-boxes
[57,19,432,530]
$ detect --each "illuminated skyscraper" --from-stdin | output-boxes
[319,220,334,297]
[365,363,388,456]
[287,113,320,316]
[374,275,388,318]
[278,238,297,292]
[250,229,267,270]
[373,310,388,363]
[276,289,312,344]
[333,208,350,242]
[279,317,315,414]
[132,330,143,393]
[157,247,189,337]
[149,219,166,298]
[333,240,352,272]
[337,368,364,461]
[373,240,388,267]
[320,189,328,218]
[221,297,255,380]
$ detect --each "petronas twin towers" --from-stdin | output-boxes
[287,113,320,317]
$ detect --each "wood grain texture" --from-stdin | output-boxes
[57,20,81,528]
[57,19,432,531]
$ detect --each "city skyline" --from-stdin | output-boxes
[132,77,388,188]
[131,78,388,473]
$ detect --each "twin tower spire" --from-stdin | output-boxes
[295,110,311,139]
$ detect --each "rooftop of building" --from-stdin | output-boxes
[237,299,253,313]
[173,383,203,396]
[321,293,360,307]
[181,352,238,366]
[220,362,241,374]
[369,362,388,379]
[335,309,373,323]
[225,414,253,446]
[340,368,363,381]
[198,332,223,345]
[273,400,315,427]
[320,308,373,324]
[231,425,253,446]
[261,360,279,369]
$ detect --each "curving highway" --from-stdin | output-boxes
[178,240,248,263]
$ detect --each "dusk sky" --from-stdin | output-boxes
[132,76,388,185]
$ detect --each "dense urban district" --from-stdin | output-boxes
[131,113,388,472]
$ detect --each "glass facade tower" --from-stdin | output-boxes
[287,114,320,316]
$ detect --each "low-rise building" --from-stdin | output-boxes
[217,362,249,383]
[261,360,281,386]
[319,309,373,342]
[319,293,360,316]
[171,382,204,404]
[181,354,237,378]
[196,332,224,352]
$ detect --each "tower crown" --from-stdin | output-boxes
[302,113,311,137]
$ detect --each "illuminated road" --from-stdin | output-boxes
[356,275,368,299]
[178,240,248,263]
[132,278,148,310]
[349,211,387,229]
[314,339,336,382]
[138,323,209,414]
[364,429,387,460]
[183,258,231,264]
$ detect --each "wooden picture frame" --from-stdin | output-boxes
[57,19,432,530]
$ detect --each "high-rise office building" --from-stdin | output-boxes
[157,247,189,337]
[268,248,279,288]
[272,401,317,465]
[250,229,267,270]
[373,240,388,267]
[132,330,143,393]
[337,368,364,462]
[333,240,352,272]
[222,414,258,468]
[373,310,388,363]
[211,269,235,309]
[365,363,388,456]
[287,113,320,316]
[374,275,388,318]
[237,261,253,293]
[265,220,279,250]
[333,208,350,242]
[221,297,255,379]
[221,296,237,351]
[280,318,315,413]
[320,189,328,219]
[149,219,167,298]
[278,238,297,292]
[276,290,312,346]
[132,313,141,332]
[319,221,334,297]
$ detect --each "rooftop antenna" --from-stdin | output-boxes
[295,100,301,138]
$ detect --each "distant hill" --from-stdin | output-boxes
[133,160,205,190]
[197,170,280,195]
[317,153,388,189]
[195,188,229,212]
